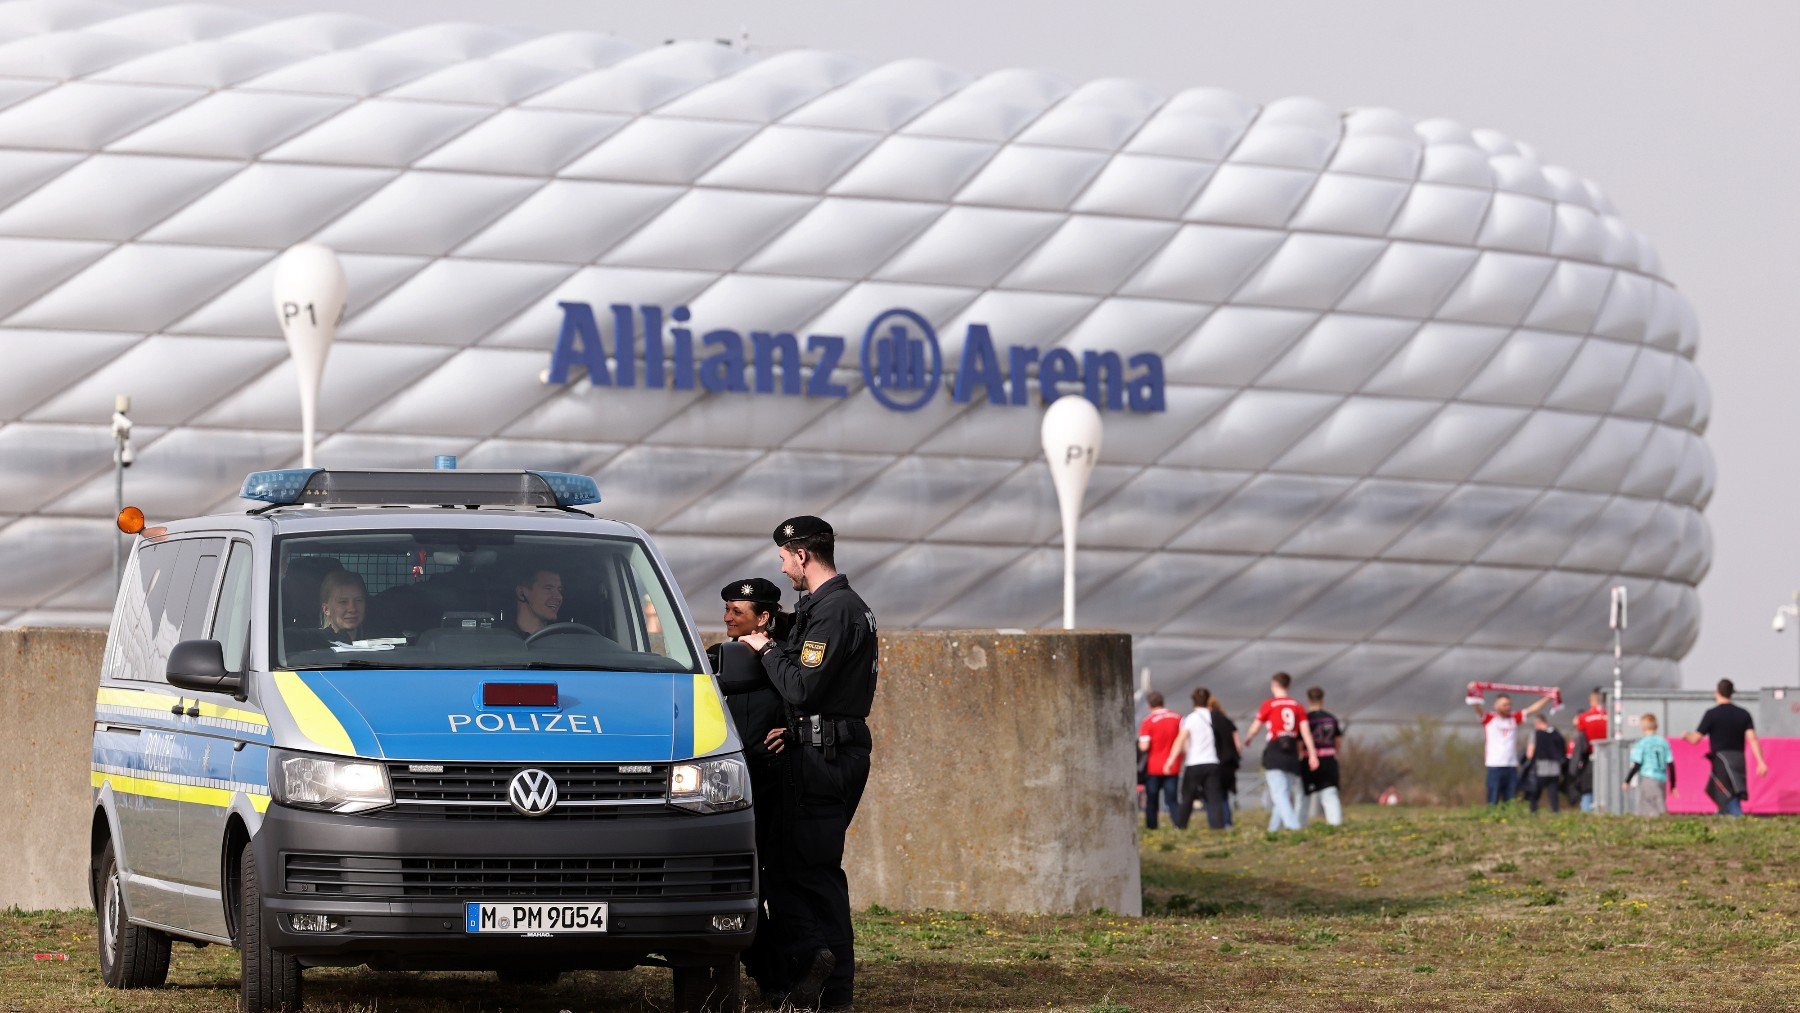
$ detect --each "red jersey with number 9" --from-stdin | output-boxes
[1258,697,1306,740]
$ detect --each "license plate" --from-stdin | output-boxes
[465,902,608,934]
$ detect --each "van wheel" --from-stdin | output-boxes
[239,842,302,1012]
[96,840,171,988]
[672,956,742,1013]
[495,969,563,987]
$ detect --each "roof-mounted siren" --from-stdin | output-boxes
[240,469,600,509]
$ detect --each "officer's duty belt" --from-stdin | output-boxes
[798,715,870,757]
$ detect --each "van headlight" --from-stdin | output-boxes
[270,749,393,814]
[669,754,750,814]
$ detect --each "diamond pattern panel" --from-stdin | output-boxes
[0,0,1714,722]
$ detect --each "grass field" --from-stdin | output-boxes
[5,805,1799,1011]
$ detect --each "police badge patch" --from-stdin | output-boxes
[800,641,827,667]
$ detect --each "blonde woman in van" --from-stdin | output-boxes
[318,570,367,642]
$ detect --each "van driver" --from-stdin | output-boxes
[318,571,367,642]
[506,568,563,636]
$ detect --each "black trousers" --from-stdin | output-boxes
[1528,770,1562,813]
[765,742,871,1007]
[1176,764,1228,830]
[741,759,789,996]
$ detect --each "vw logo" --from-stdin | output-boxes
[860,308,942,412]
[507,768,558,816]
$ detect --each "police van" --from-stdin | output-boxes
[90,468,754,1012]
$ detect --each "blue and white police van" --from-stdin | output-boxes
[90,467,754,1012]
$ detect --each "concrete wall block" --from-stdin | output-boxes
[845,629,1141,915]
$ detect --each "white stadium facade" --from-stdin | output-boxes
[0,1,1713,719]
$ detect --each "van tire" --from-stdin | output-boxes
[672,956,742,1013]
[96,840,171,989]
[239,842,302,1012]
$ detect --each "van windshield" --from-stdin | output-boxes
[273,529,696,673]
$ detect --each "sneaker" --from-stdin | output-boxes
[787,949,836,1010]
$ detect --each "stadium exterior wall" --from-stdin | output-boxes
[0,1,1713,719]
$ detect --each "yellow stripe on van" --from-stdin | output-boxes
[91,770,270,813]
[273,670,355,755]
[693,673,728,756]
[96,687,268,728]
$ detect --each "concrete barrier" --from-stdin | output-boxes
[1,627,105,910]
[846,630,1141,915]
[1,627,1139,916]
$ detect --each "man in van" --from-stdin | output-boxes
[738,515,876,1013]
[507,568,564,636]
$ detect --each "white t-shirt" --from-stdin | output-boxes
[1180,709,1219,767]
[1482,711,1524,767]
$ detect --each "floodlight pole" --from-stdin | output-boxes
[1609,585,1627,743]
[272,244,347,468]
[1776,591,1800,687]
[111,394,131,588]
[1041,396,1103,630]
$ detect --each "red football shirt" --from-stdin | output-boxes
[1139,709,1183,772]
[1258,696,1307,741]
[1575,706,1608,743]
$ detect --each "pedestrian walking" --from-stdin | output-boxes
[1138,692,1183,830]
[1303,687,1345,827]
[1166,688,1228,830]
[1524,714,1567,814]
[1682,679,1768,817]
[1573,689,1609,810]
[1624,713,1676,816]
[1245,673,1317,832]
[1468,687,1553,804]
[1208,694,1242,829]
[737,516,876,1012]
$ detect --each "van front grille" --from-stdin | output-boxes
[380,762,670,820]
[283,853,755,900]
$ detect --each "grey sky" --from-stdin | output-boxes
[245,0,1800,690]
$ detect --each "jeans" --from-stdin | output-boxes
[1177,764,1229,830]
[1529,775,1561,813]
[1265,769,1305,831]
[1485,766,1519,805]
[1143,774,1180,829]
[1723,796,1744,817]
[1309,787,1343,826]
[1579,793,1594,812]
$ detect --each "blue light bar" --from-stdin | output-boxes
[238,468,601,509]
[241,468,322,504]
[529,471,602,506]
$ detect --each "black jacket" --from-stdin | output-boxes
[759,574,878,718]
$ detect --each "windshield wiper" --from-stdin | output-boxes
[495,662,607,670]
[290,659,395,670]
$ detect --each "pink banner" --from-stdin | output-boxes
[1664,738,1800,814]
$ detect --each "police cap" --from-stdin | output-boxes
[773,515,832,545]
[721,577,782,607]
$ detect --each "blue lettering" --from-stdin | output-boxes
[1127,353,1166,413]
[1082,350,1124,410]
[1007,344,1039,405]
[952,324,1006,405]
[1039,348,1079,403]
[547,302,610,386]
[609,304,636,387]
[699,329,748,393]
[751,331,802,395]
[670,305,695,390]
[642,305,666,388]
[807,335,849,398]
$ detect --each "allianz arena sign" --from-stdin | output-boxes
[546,302,1168,413]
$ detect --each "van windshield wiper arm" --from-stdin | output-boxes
[290,659,395,670]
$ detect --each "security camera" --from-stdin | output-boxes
[1777,613,1789,633]
[118,445,133,468]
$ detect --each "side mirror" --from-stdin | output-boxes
[166,640,244,698]
[713,640,769,695]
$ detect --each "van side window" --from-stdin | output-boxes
[211,542,254,673]
[115,538,226,683]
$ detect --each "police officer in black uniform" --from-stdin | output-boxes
[705,577,793,1006]
[737,516,876,1012]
